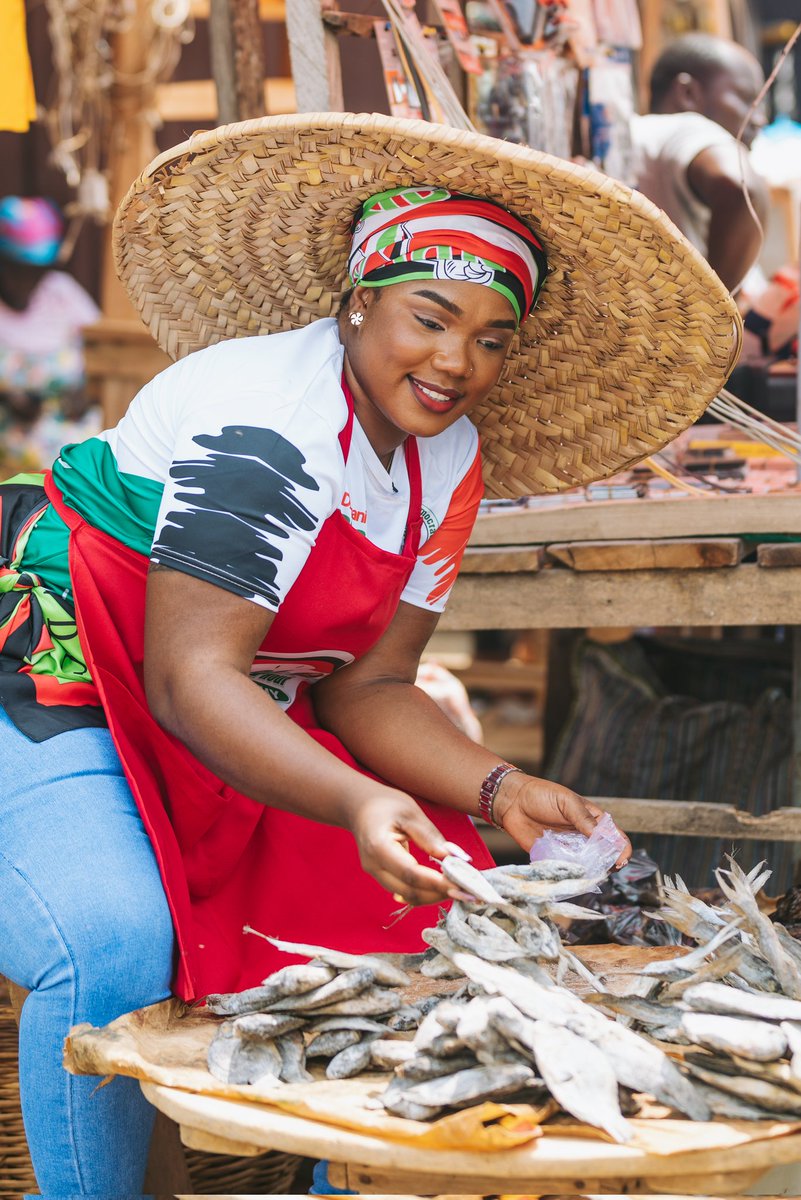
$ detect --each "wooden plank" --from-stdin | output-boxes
[545,538,744,571]
[470,495,801,546]
[191,0,286,18]
[155,77,295,120]
[341,1164,764,1195]
[440,564,801,630]
[759,542,801,567]
[460,544,544,574]
[285,0,344,111]
[595,798,801,842]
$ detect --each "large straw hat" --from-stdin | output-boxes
[114,112,741,498]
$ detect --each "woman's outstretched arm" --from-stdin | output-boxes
[314,600,631,864]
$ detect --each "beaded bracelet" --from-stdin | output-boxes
[478,763,521,828]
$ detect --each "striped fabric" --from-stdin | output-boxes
[546,637,794,891]
[347,187,547,325]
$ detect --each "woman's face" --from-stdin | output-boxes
[339,280,517,458]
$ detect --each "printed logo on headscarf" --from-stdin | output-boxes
[432,258,495,286]
[249,648,355,707]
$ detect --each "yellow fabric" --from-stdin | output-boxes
[0,0,37,132]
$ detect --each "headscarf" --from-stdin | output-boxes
[0,196,63,266]
[347,186,547,326]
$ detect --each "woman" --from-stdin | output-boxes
[0,112,739,1195]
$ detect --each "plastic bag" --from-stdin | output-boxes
[528,811,627,879]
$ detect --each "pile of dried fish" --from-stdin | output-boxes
[587,858,801,1119]
[373,856,711,1137]
[205,936,425,1086]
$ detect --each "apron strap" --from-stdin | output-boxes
[43,470,82,532]
[402,436,423,560]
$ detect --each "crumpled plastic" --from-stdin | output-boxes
[529,812,627,882]
[558,848,682,948]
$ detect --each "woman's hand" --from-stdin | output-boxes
[492,772,632,869]
[346,787,466,906]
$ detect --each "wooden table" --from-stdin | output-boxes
[440,491,801,843]
[139,1079,801,1195]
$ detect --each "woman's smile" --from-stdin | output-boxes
[408,375,465,413]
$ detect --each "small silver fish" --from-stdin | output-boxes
[528,1019,633,1144]
[380,1076,443,1121]
[397,1062,536,1110]
[369,1039,417,1068]
[305,1029,361,1058]
[326,1037,378,1080]
[683,981,801,1023]
[262,966,376,1012]
[680,1011,787,1062]
[207,1022,283,1086]
[310,986,401,1016]
[685,1058,801,1115]
[251,932,411,987]
[224,1012,306,1039]
[204,964,336,1015]
[397,1052,479,1081]
[276,1030,313,1083]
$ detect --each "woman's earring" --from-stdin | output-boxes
[349,311,364,326]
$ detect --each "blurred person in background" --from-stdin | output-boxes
[629,33,798,366]
[0,197,101,477]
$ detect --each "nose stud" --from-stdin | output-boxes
[349,311,364,326]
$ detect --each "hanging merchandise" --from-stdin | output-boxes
[585,47,636,182]
[475,53,529,142]
[41,0,194,247]
[374,20,425,120]
[522,49,578,157]
[430,0,483,75]
[591,0,642,51]
[0,0,37,132]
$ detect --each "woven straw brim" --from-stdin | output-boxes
[114,112,741,498]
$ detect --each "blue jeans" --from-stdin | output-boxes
[0,706,175,1195]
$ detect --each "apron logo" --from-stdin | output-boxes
[249,649,355,709]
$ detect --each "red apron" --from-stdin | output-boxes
[44,393,492,1000]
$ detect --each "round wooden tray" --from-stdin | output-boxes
[141,1081,801,1196]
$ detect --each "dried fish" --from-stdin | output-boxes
[251,932,411,987]
[456,997,521,1064]
[782,1021,801,1083]
[207,1022,283,1086]
[716,863,801,999]
[262,966,376,1012]
[444,903,523,962]
[204,964,336,1016]
[310,987,401,1016]
[685,1057,801,1114]
[305,1015,391,1035]
[420,953,463,980]
[305,1029,362,1058]
[527,1019,633,1144]
[679,1011,787,1062]
[693,1080,787,1121]
[276,1030,313,1083]
[223,1012,306,1039]
[397,1052,479,1081]
[369,1039,416,1068]
[380,1076,443,1120]
[637,921,742,980]
[683,981,801,1023]
[659,943,751,1001]
[327,1037,378,1080]
[397,1062,536,1110]
[386,1005,424,1031]
[585,992,686,1035]
[440,856,506,904]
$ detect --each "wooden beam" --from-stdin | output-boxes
[594,797,801,841]
[209,0,238,123]
[461,544,544,574]
[545,538,744,571]
[440,563,801,630]
[759,542,801,567]
[190,0,286,18]
[155,77,295,119]
[470,495,801,547]
[285,0,344,111]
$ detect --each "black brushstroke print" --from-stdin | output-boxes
[152,426,320,606]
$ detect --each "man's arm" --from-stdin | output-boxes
[687,142,769,292]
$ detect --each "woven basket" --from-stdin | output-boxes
[0,988,36,1194]
[0,985,300,1195]
[185,1144,303,1194]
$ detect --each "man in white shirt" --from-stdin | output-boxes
[630,33,770,294]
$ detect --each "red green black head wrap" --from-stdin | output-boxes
[347,186,547,326]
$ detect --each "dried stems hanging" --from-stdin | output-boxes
[42,0,195,253]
